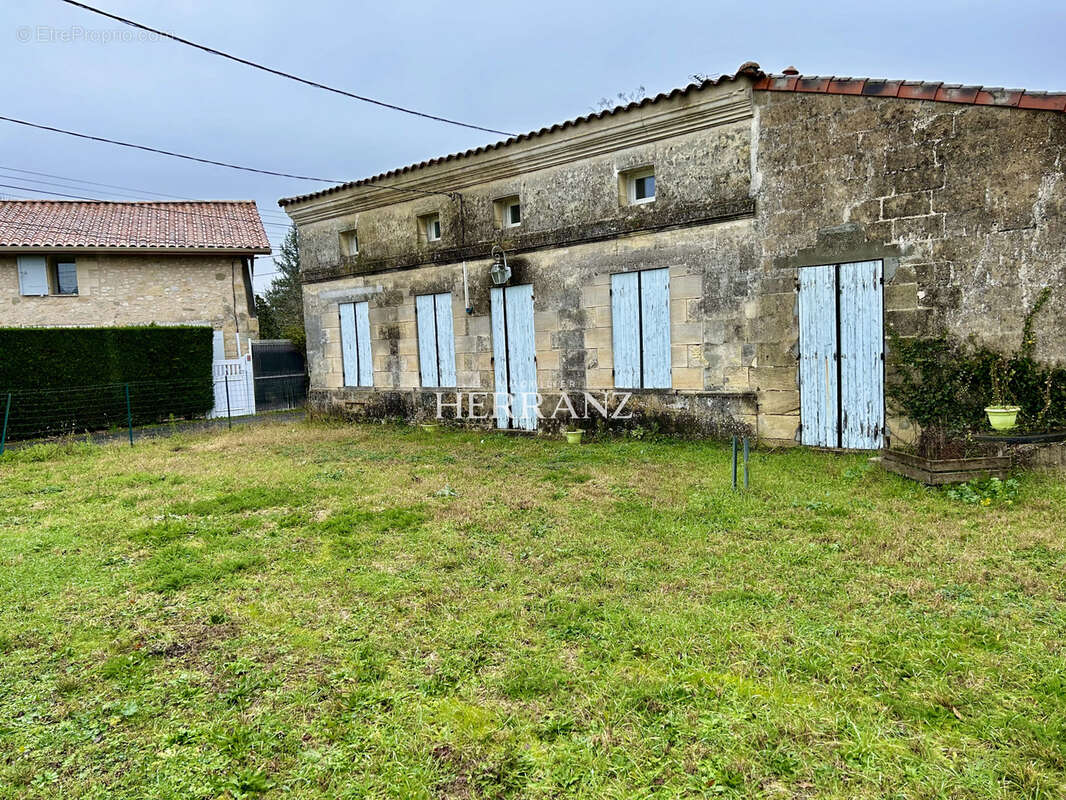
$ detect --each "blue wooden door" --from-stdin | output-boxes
[839,261,884,449]
[339,301,373,387]
[798,265,839,447]
[611,268,671,389]
[798,261,884,449]
[490,285,537,430]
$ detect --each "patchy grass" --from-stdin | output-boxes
[1,421,1065,799]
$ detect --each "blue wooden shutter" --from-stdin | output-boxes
[490,287,510,429]
[505,285,538,431]
[415,294,439,387]
[354,301,373,386]
[611,272,640,388]
[434,293,457,387]
[640,268,672,389]
[798,265,838,447]
[339,302,358,387]
[17,255,48,296]
[839,260,884,449]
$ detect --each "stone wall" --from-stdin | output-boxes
[750,92,1066,443]
[288,80,1065,444]
[0,252,258,358]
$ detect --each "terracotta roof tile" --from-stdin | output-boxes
[279,63,1066,208]
[0,201,271,252]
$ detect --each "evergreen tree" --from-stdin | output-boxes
[257,224,305,348]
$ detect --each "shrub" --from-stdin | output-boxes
[0,326,213,441]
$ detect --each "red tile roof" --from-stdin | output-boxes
[752,71,1066,110]
[0,201,271,252]
[279,62,1066,208]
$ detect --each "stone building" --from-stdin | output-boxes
[280,63,1065,447]
[0,201,270,358]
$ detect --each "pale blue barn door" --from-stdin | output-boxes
[798,261,884,449]
[798,265,838,447]
[490,284,537,430]
[839,261,884,449]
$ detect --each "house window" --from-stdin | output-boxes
[611,267,671,389]
[339,300,373,387]
[623,166,656,205]
[420,213,442,243]
[52,260,78,295]
[340,229,359,257]
[415,293,457,387]
[495,196,521,228]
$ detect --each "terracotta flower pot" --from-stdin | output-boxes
[985,406,1021,431]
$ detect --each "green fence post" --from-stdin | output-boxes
[125,384,134,447]
[0,393,11,456]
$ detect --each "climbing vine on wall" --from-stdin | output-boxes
[887,289,1065,434]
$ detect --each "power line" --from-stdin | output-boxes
[0,167,294,220]
[0,115,460,200]
[0,177,292,228]
[59,0,516,138]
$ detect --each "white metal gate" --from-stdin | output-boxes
[209,353,256,418]
[491,284,537,430]
[798,260,884,449]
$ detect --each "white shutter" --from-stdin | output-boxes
[17,256,49,296]
[339,302,358,387]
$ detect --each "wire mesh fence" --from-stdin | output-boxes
[0,374,280,453]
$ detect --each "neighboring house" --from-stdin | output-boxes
[280,62,1066,447]
[0,201,271,358]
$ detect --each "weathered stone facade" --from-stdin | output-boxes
[0,252,259,358]
[283,72,1065,445]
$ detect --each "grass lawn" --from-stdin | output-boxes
[1,422,1065,799]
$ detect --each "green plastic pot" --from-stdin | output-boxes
[985,406,1020,431]
[565,430,584,444]
[420,423,441,433]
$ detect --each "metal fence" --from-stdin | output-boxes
[0,371,299,453]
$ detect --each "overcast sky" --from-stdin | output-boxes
[2,0,1064,293]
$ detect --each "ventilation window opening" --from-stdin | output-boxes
[495,195,521,229]
[420,213,442,243]
[416,293,457,388]
[340,229,359,257]
[623,166,656,206]
[610,267,671,389]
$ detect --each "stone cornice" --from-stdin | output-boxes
[301,198,755,284]
[286,87,753,224]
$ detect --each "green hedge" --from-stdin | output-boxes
[0,326,214,441]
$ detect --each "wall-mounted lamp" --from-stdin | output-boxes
[489,245,512,286]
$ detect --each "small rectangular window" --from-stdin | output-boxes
[420,213,442,243]
[494,195,521,229]
[340,229,358,257]
[52,260,78,295]
[623,166,656,205]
